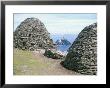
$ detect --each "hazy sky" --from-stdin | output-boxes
[14,13,97,35]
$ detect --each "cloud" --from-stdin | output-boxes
[14,13,97,35]
[45,19,96,34]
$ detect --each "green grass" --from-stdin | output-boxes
[13,49,49,75]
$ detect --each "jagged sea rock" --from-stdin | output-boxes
[56,38,71,45]
[14,18,55,50]
[61,23,97,75]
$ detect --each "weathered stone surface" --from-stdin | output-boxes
[61,23,97,75]
[14,18,54,50]
[44,49,65,59]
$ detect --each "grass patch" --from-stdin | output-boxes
[13,49,49,75]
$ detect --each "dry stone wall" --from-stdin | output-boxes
[61,23,97,75]
[14,18,54,51]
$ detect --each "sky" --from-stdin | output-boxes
[14,13,97,35]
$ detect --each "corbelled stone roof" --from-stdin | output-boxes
[61,23,97,75]
[14,18,54,50]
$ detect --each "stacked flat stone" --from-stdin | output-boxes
[61,23,97,75]
[14,18,54,51]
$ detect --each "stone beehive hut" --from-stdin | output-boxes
[61,23,97,75]
[14,18,54,51]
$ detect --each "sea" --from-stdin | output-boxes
[50,34,78,54]
[57,45,71,53]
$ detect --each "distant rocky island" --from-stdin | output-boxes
[55,38,71,45]
[61,23,97,75]
[14,18,55,51]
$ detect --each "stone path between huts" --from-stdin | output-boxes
[33,51,80,75]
